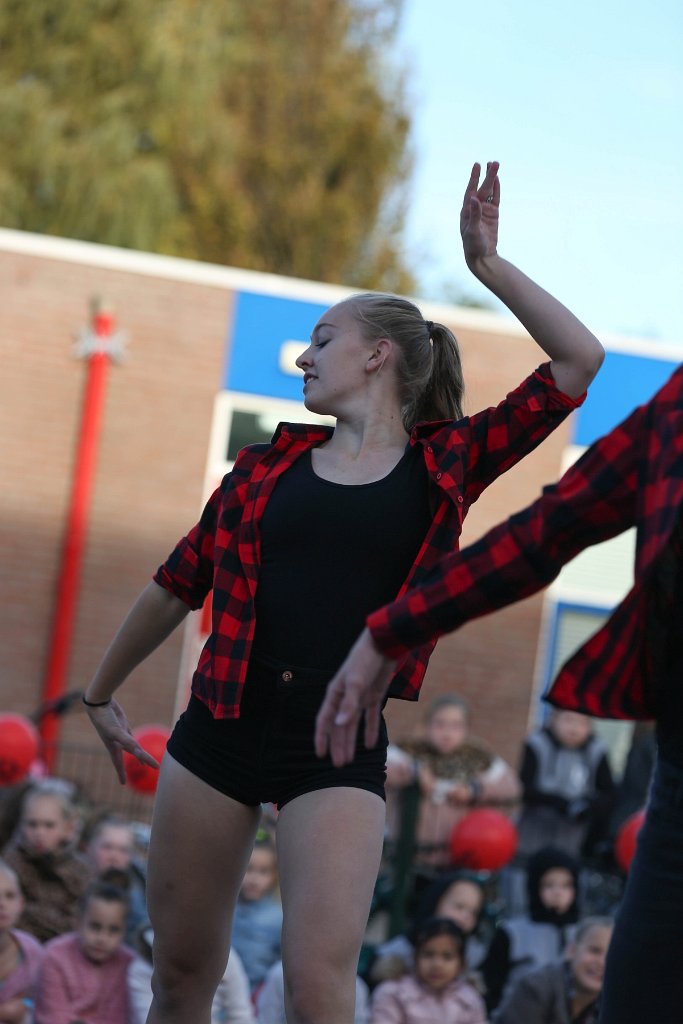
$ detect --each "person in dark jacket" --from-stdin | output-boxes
[494,915,613,1024]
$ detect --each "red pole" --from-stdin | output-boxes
[40,301,119,768]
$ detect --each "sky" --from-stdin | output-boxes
[396,0,683,345]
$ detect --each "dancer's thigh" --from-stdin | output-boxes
[146,752,261,976]
[277,787,385,970]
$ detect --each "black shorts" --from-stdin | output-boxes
[166,651,388,809]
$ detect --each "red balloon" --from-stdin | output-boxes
[124,725,170,794]
[0,714,40,785]
[614,809,646,873]
[449,809,518,871]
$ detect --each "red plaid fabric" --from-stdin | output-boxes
[154,363,583,718]
[368,365,683,720]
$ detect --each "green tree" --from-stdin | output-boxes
[0,0,414,291]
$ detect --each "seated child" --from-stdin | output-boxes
[368,871,488,985]
[482,846,579,1013]
[231,833,282,993]
[85,815,147,945]
[0,858,44,1024]
[34,881,134,1024]
[494,916,614,1024]
[128,922,256,1024]
[370,918,487,1024]
[2,780,94,943]
[386,694,521,876]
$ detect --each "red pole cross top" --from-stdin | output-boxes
[40,299,126,768]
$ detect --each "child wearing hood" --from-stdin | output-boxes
[481,846,579,1013]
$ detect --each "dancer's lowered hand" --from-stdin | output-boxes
[315,628,396,768]
[84,699,159,785]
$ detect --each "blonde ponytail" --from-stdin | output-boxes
[349,293,465,431]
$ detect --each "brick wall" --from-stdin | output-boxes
[1,245,230,767]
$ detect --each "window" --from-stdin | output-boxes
[205,391,334,479]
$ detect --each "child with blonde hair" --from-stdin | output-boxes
[2,780,93,942]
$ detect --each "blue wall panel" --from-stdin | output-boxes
[224,291,329,399]
[575,351,679,447]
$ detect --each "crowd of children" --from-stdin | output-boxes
[371,695,629,1022]
[0,693,633,1022]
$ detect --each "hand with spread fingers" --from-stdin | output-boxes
[83,698,160,785]
[460,160,500,264]
[315,628,396,768]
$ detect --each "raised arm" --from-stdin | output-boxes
[461,162,604,397]
[83,581,190,783]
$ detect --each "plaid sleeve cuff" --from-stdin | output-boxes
[366,610,419,659]
[153,540,208,610]
[533,361,586,409]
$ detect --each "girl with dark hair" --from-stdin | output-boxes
[369,871,488,988]
[34,882,134,1024]
[83,160,604,1024]
[370,917,487,1023]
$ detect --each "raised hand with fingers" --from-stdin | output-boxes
[460,160,500,264]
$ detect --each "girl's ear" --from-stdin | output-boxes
[367,337,393,374]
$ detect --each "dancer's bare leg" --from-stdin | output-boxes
[276,787,385,1024]
[144,754,261,1023]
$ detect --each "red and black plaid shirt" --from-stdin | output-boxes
[368,364,683,720]
[155,363,583,718]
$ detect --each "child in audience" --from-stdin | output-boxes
[482,846,579,1013]
[386,695,520,877]
[128,922,256,1024]
[516,710,615,863]
[494,916,613,1024]
[368,871,488,985]
[85,815,147,945]
[0,859,43,1024]
[2,780,93,942]
[34,881,134,1024]
[370,918,487,1023]
[231,833,282,994]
